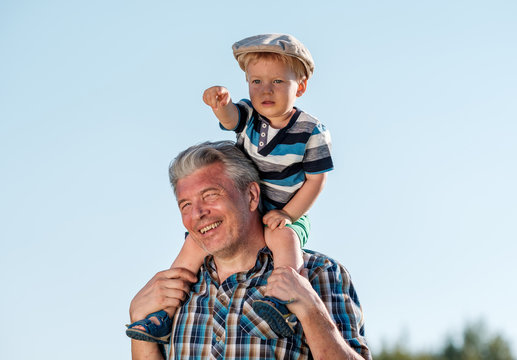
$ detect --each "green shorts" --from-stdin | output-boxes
[285,214,310,248]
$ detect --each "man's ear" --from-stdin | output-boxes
[247,182,261,211]
[296,79,308,97]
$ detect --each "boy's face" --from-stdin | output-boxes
[246,58,306,127]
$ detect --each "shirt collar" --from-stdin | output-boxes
[201,247,273,286]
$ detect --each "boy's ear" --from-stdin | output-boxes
[296,79,308,97]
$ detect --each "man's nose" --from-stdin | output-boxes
[192,201,209,219]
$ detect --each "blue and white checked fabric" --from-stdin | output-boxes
[165,248,371,359]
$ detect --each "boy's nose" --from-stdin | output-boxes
[262,84,273,94]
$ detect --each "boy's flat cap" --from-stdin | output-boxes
[232,33,314,79]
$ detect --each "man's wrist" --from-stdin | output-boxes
[291,293,326,323]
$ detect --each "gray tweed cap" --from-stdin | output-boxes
[232,33,314,79]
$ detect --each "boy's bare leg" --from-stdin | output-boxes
[158,234,206,317]
[264,227,304,273]
[132,235,207,329]
[170,234,207,273]
[158,235,207,318]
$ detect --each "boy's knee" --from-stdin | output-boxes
[264,226,298,245]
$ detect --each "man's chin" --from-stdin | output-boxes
[194,236,223,256]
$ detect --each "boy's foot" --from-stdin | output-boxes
[252,297,297,337]
[126,310,172,344]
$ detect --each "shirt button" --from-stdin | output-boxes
[261,132,266,137]
[259,141,264,146]
[262,123,267,128]
[216,336,224,342]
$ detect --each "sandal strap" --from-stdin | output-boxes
[261,296,292,314]
[126,310,173,337]
[146,310,169,326]
[127,319,153,332]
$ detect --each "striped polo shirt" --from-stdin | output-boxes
[222,100,333,212]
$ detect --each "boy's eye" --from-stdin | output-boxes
[273,79,283,84]
[251,79,261,84]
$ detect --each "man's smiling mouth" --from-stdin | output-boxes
[199,221,222,234]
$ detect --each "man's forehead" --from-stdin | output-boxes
[176,163,231,197]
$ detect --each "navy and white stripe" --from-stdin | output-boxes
[222,100,333,211]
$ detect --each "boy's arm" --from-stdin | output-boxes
[263,173,327,229]
[283,172,327,221]
[202,86,239,129]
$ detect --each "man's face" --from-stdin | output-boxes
[176,162,254,258]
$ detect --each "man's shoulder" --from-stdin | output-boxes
[302,249,347,274]
[301,249,357,301]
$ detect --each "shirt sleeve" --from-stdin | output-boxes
[309,258,372,359]
[303,122,334,174]
[219,99,253,133]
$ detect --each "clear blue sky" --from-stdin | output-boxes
[1,1,516,358]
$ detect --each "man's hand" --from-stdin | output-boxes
[203,86,231,111]
[263,266,318,320]
[129,267,197,323]
[264,266,367,359]
[262,209,293,230]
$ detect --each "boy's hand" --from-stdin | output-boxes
[263,209,293,230]
[202,85,239,130]
[203,86,231,111]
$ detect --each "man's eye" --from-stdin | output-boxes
[204,192,218,200]
[180,202,191,211]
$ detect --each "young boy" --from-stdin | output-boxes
[126,33,333,343]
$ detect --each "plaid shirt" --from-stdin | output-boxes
[165,248,371,359]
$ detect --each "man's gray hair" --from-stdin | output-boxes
[169,141,260,196]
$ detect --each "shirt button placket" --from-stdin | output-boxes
[258,121,268,151]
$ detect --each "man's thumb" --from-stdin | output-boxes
[301,268,309,279]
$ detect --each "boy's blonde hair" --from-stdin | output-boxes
[237,52,308,81]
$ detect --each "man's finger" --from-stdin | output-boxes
[160,278,192,294]
[162,287,190,302]
[162,267,198,283]
[301,268,309,279]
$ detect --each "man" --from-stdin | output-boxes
[130,141,371,359]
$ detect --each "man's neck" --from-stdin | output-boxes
[213,244,264,283]
[212,219,266,283]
